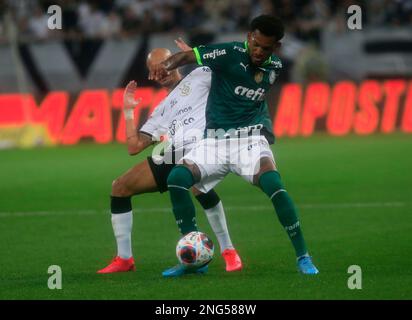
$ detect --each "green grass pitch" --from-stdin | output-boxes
[0,133,411,300]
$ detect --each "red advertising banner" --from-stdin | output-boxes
[0,80,411,148]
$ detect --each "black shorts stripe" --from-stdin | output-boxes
[139,131,153,139]
[147,156,176,193]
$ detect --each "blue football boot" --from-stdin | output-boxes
[162,264,209,278]
[297,255,319,275]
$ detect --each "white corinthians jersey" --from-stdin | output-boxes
[140,67,211,156]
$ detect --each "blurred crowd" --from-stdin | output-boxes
[0,0,411,43]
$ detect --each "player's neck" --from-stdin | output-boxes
[169,74,183,91]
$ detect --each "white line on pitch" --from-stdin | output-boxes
[0,201,406,218]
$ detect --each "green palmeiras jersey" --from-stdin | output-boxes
[193,41,282,144]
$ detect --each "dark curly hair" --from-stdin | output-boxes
[250,15,285,41]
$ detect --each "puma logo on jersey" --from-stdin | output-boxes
[240,62,249,71]
[203,49,226,60]
[234,86,265,101]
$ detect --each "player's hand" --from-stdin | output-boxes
[123,81,142,120]
[148,63,169,82]
[123,81,142,109]
[175,37,192,52]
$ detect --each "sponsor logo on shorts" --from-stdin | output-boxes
[223,124,264,138]
[247,143,258,151]
[234,86,265,101]
[203,49,226,60]
[247,139,268,150]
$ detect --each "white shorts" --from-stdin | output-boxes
[181,136,275,193]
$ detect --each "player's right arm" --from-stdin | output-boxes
[123,81,154,156]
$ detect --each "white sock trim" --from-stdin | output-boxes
[167,185,189,191]
[297,253,310,261]
[270,189,287,200]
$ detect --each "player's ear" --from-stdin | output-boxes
[247,32,252,43]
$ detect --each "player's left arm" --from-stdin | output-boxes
[123,81,154,156]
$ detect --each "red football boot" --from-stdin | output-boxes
[222,249,242,272]
[97,256,135,274]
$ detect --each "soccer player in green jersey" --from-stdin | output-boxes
[150,15,319,276]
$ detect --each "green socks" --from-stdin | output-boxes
[167,165,198,234]
[166,165,309,257]
[259,170,308,257]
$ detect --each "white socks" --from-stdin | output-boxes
[110,203,233,258]
[111,211,133,259]
[204,201,234,253]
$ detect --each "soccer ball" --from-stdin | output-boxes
[176,231,214,267]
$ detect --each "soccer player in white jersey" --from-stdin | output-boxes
[97,48,242,275]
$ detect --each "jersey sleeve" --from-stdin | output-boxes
[139,101,168,141]
[269,57,283,82]
[193,42,234,72]
[186,66,212,89]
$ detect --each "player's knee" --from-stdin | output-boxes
[167,165,195,190]
[258,170,285,197]
[111,178,133,197]
[253,157,277,185]
[182,160,201,182]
